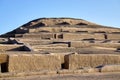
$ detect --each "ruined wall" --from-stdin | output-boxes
[70,41,120,48]
[1,52,120,73]
[23,33,54,39]
[0,54,8,64]
[0,45,24,52]
[65,54,120,70]
[26,26,120,33]
[107,34,120,40]
[70,41,91,48]
[28,27,53,33]
[62,27,120,33]
[23,40,53,46]
[63,33,105,40]
[8,54,61,72]
[14,34,23,37]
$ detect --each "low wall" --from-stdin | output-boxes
[1,52,120,73]
[65,54,120,70]
[8,54,61,72]
[23,33,54,39]
[0,45,24,52]
[63,33,105,40]
[70,41,120,48]
[14,34,23,37]
[70,41,91,48]
[20,40,53,45]
[107,34,120,40]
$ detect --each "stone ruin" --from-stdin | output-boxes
[0,18,120,75]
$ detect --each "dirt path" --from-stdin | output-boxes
[1,72,120,80]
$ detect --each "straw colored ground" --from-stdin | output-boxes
[1,72,120,80]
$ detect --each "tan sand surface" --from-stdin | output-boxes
[1,72,120,80]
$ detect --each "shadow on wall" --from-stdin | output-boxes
[56,22,70,25]
[0,54,9,73]
[6,46,31,51]
[1,62,8,73]
[76,23,88,25]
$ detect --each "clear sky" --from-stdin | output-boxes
[0,0,120,34]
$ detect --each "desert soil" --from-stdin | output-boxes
[1,72,120,80]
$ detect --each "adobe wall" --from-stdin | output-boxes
[27,27,120,33]
[22,40,53,46]
[23,33,54,39]
[29,27,62,33]
[0,45,24,52]
[14,34,23,37]
[8,54,61,72]
[61,27,120,33]
[63,33,105,40]
[1,52,120,73]
[64,54,120,70]
[28,27,53,33]
[70,41,91,48]
[107,34,120,40]
[70,41,120,48]
[0,54,8,64]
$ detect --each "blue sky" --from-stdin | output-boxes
[0,0,120,34]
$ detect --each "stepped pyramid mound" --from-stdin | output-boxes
[1,18,120,37]
[0,18,120,74]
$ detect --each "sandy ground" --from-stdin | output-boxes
[1,72,120,80]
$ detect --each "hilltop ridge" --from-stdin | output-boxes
[1,17,120,37]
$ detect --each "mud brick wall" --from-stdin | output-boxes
[29,27,53,33]
[0,54,8,64]
[20,39,53,45]
[23,33,54,39]
[63,33,105,40]
[70,41,91,48]
[70,41,120,48]
[62,27,120,33]
[8,54,61,72]
[0,45,23,52]
[107,34,120,40]
[64,54,120,70]
[14,34,23,37]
